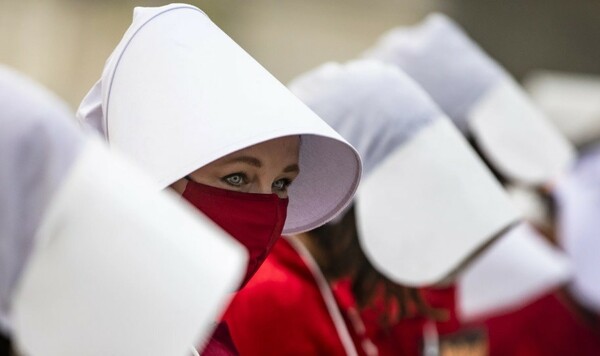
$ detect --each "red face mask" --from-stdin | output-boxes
[182,179,288,287]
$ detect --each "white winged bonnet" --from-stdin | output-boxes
[77,4,361,234]
[0,65,246,356]
[290,60,520,286]
[366,14,575,186]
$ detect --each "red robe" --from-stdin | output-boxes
[333,282,466,355]
[223,237,350,355]
[223,238,600,355]
[466,291,600,356]
[223,238,458,355]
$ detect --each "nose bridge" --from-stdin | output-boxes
[257,180,273,195]
[249,174,274,195]
[250,168,281,195]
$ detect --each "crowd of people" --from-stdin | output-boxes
[1,4,599,355]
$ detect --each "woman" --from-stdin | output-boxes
[222,59,520,355]
[77,4,362,354]
[366,14,600,355]
[0,64,247,356]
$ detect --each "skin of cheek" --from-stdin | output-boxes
[170,178,188,195]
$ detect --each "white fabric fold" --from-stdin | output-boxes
[11,139,246,356]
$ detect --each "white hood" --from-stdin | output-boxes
[366,13,575,186]
[290,60,519,286]
[0,65,83,334]
[0,65,246,356]
[77,4,361,234]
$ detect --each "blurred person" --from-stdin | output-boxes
[554,145,600,318]
[0,64,248,356]
[366,14,600,355]
[526,70,600,350]
[222,59,522,355]
[365,13,575,240]
[77,4,361,355]
[525,70,600,305]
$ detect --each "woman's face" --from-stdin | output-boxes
[171,136,301,199]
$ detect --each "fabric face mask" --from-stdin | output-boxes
[182,179,288,287]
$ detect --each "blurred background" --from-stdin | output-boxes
[1,0,599,110]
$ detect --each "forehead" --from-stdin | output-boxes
[238,136,300,154]
[212,136,301,167]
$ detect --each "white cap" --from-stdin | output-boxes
[0,65,247,355]
[366,13,575,186]
[458,223,571,321]
[524,70,600,147]
[290,60,519,286]
[77,4,361,234]
[554,144,600,313]
[0,65,83,335]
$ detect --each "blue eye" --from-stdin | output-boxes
[223,173,246,187]
[272,178,291,192]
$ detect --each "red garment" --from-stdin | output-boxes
[379,285,600,356]
[223,238,466,356]
[224,238,600,356]
[222,238,348,355]
[468,291,600,356]
[201,322,239,356]
[410,285,600,356]
[333,281,464,356]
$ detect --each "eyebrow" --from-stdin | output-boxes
[283,164,300,173]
